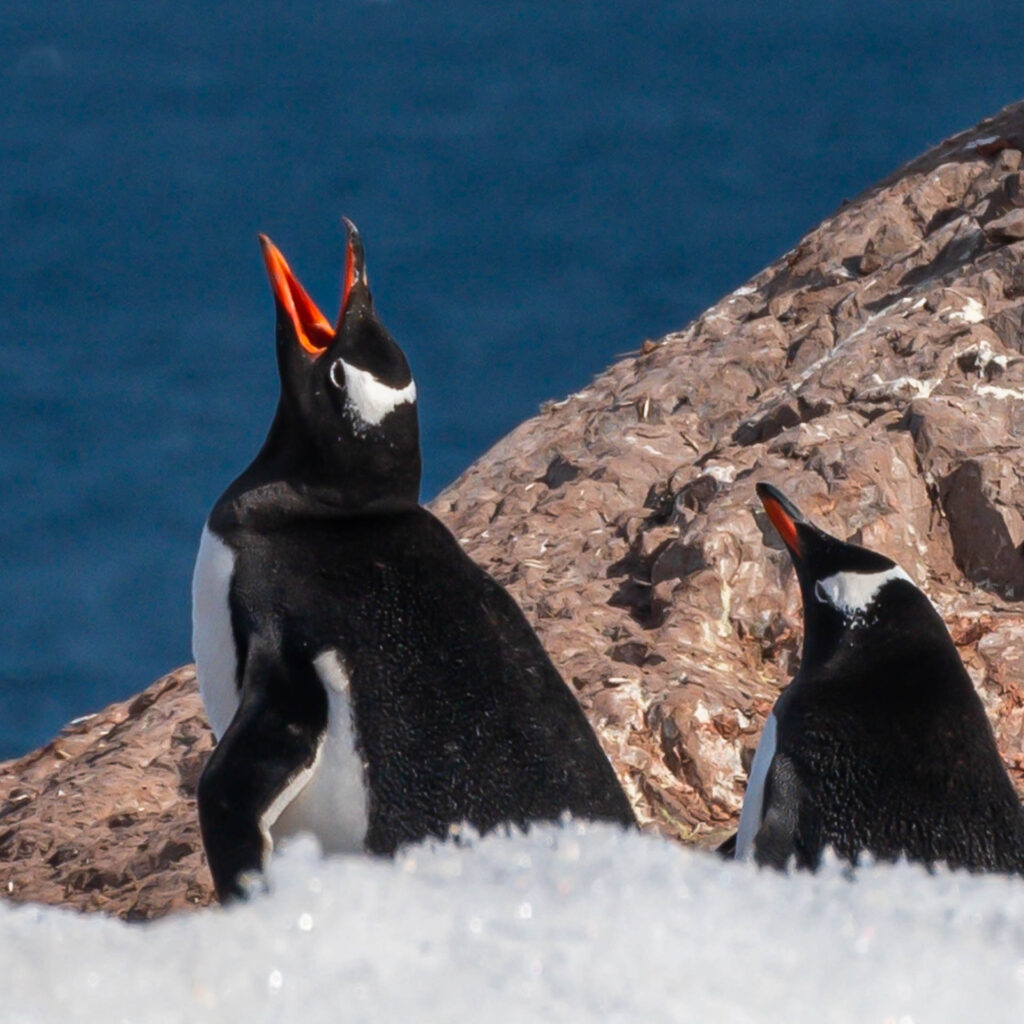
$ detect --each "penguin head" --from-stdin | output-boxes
[257,219,420,508]
[755,482,928,666]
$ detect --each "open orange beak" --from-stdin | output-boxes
[259,224,362,358]
[756,482,802,560]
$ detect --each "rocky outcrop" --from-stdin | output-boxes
[3,102,1024,919]
[0,668,213,917]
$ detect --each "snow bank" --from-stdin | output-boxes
[4,823,1024,1023]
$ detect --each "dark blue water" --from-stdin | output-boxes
[2,1,1022,757]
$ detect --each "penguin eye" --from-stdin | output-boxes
[814,580,832,606]
[329,360,346,390]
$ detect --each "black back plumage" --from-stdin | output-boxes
[220,507,633,855]
[746,483,1024,874]
[196,221,633,900]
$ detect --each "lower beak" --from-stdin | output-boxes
[259,235,335,357]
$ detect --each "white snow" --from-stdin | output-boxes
[4,823,1024,1023]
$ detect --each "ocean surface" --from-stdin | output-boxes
[2,1,1023,758]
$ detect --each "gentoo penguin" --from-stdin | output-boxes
[192,219,634,901]
[734,481,1024,874]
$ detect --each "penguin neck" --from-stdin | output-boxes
[217,400,422,529]
[797,591,961,693]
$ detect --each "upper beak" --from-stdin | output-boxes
[335,217,367,330]
[756,482,804,560]
[259,218,368,357]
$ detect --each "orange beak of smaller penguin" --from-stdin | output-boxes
[758,488,802,560]
[259,230,362,358]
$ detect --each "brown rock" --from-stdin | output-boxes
[0,667,214,918]
[984,208,1024,242]
[4,100,1024,919]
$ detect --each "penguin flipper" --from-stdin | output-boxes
[197,644,328,902]
[753,753,815,870]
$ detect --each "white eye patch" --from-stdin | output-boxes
[330,358,417,429]
[814,566,913,620]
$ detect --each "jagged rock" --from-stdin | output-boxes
[3,101,1024,919]
[0,667,214,917]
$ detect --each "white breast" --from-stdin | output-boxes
[270,649,369,854]
[192,525,240,740]
[734,711,778,862]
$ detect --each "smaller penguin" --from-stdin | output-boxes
[734,482,1024,874]
[193,219,635,901]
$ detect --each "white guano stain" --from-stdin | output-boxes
[946,297,985,324]
[704,464,736,484]
[958,338,1008,378]
[977,384,1024,402]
